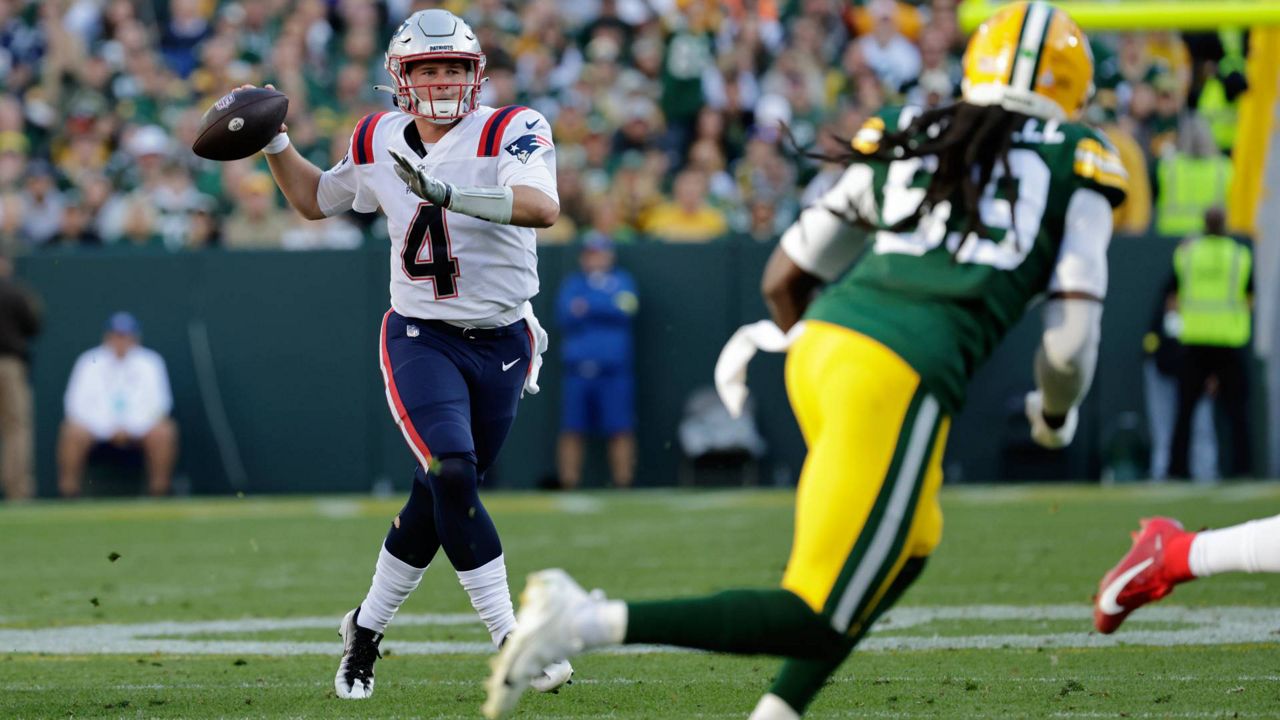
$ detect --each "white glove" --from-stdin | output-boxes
[1024,390,1078,449]
[520,302,549,397]
[389,147,454,206]
[714,320,804,418]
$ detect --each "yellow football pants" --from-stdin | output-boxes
[780,320,950,636]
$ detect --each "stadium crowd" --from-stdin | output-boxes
[0,0,1246,254]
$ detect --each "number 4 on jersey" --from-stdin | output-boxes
[402,202,460,299]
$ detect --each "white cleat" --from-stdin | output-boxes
[530,658,574,693]
[484,569,592,719]
[334,607,383,700]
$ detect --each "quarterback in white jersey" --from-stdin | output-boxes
[255,8,572,702]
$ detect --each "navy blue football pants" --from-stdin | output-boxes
[378,310,533,571]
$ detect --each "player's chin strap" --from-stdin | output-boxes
[389,147,514,224]
[715,320,806,419]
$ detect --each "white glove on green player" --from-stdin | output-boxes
[1024,390,1078,449]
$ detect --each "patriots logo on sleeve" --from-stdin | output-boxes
[504,134,552,164]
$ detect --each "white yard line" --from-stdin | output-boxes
[2,605,1277,656]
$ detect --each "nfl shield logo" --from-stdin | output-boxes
[407,325,420,338]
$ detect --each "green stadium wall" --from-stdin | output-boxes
[20,237,1181,496]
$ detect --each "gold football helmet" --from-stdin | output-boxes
[962,1,1093,120]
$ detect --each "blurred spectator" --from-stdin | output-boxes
[1141,65,1226,238]
[58,312,178,498]
[101,124,171,217]
[1169,209,1253,479]
[1141,65,1215,161]
[686,138,737,204]
[185,205,221,249]
[280,216,363,251]
[746,195,781,243]
[0,130,26,191]
[160,0,212,79]
[55,193,102,247]
[613,97,662,157]
[556,235,638,489]
[610,150,663,230]
[153,161,216,251]
[0,0,44,93]
[0,255,39,501]
[0,194,21,255]
[586,196,638,245]
[1143,277,1217,482]
[642,169,728,243]
[116,196,161,248]
[1193,29,1247,155]
[224,172,292,250]
[855,0,921,95]
[18,160,63,250]
[658,1,716,155]
[902,26,960,108]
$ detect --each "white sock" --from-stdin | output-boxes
[358,544,428,633]
[748,693,801,720]
[456,554,516,647]
[572,598,627,648]
[1189,514,1280,577]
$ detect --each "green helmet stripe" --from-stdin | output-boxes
[1010,2,1054,93]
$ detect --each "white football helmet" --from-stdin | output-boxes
[384,9,486,124]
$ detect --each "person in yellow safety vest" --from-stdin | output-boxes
[1195,29,1248,155]
[1155,150,1232,238]
[1168,207,1253,479]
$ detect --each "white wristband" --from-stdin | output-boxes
[263,132,291,155]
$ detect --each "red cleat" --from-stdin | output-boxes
[1093,517,1194,634]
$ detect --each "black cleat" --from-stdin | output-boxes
[335,607,383,699]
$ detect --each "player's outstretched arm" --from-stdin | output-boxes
[1025,187,1112,449]
[263,140,325,220]
[761,245,822,332]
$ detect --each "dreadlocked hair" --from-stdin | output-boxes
[849,102,1029,244]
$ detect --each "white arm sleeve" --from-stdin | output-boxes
[779,164,873,282]
[318,154,379,217]
[1035,297,1102,416]
[1048,188,1111,298]
[1035,188,1112,416]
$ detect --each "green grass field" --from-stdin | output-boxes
[2,484,1279,719]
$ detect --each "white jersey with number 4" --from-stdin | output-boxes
[316,105,558,323]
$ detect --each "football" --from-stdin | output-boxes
[191,86,289,161]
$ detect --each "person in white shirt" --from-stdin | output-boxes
[57,311,177,498]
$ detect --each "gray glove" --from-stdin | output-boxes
[389,147,454,207]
